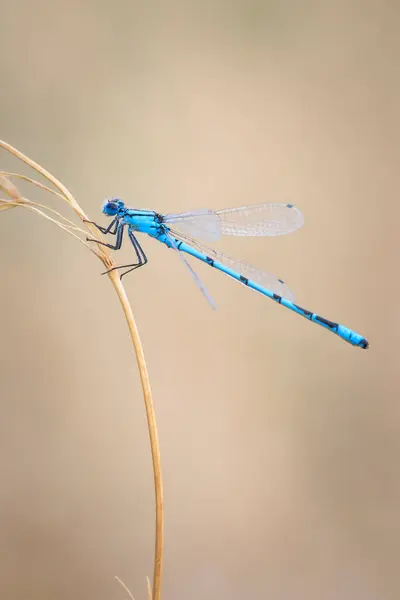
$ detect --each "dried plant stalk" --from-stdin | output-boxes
[115,576,136,600]
[0,141,163,600]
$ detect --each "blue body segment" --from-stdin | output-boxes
[88,198,369,349]
[164,239,368,348]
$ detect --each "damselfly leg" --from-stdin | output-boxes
[102,229,148,278]
[87,221,125,250]
[84,217,120,236]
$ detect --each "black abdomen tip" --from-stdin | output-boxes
[360,338,369,349]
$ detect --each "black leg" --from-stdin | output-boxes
[84,217,119,235]
[102,231,148,278]
[87,222,125,250]
[120,233,148,279]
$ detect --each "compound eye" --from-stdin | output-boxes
[102,200,119,215]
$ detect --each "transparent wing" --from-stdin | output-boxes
[166,232,217,309]
[163,209,221,242]
[169,229,295,302]
[217,254,295,301]
[216,203,304,236]
[164,203,303,241]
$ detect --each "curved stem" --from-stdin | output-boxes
[0,140,84,214]
[0,140,164,600]
[109,271,163,600]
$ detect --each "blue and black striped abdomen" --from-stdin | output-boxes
[173,239,368,349]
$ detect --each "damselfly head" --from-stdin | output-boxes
[102,198,125,216]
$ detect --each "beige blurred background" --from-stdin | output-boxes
[0,1,399,599]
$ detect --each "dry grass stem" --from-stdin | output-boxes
[114,576,136,600]
[0,171,68,200]
[146,576,153,600]
[0,141,164,600]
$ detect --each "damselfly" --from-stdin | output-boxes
[87,199,368,349]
